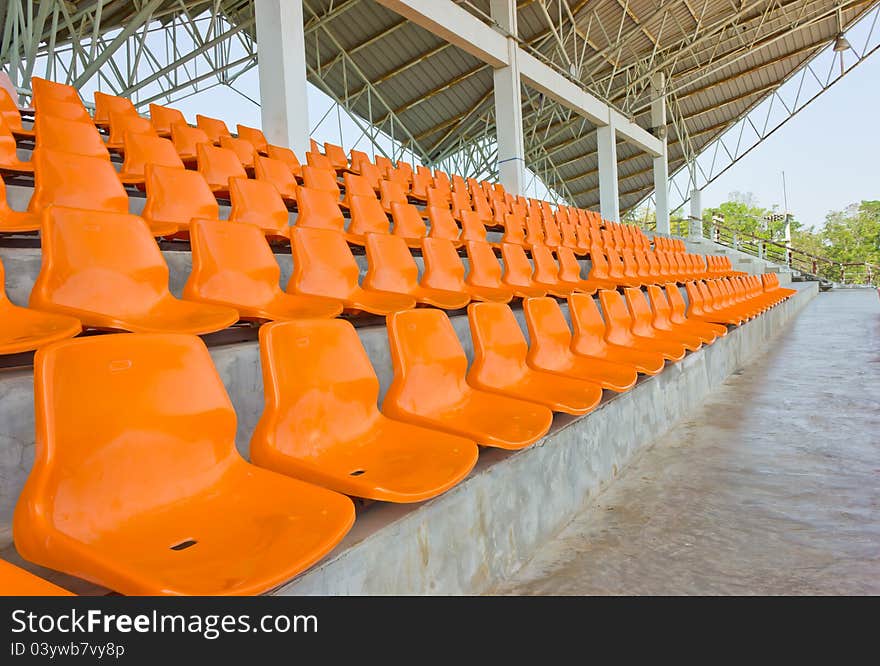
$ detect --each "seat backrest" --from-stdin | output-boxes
[624,288,656,336]
[502,212,526,245]
[148,103,186,135]
[228,176,290,235]
[34,98,91,123]
[500,242,537,288]
[531,243,561,285]
[363,232,419,294]
[468,302,530,379]
[34,115,108,159]
[385,308,469,415]
[31,77,82,108]
[451,189,472,220]
[237,124,268,154]
[342,172,375,208]
[170,122,211,157]
[219,135,257,167]
[460,210,488,243]
[15,332,238,549]
[142,163,218,231]
[294,186,345,233]
[379,179,407,214]
[598,289,635,345]
[523,296,575,367]
[185,218,281,306]
[196,113,231,143]
[349,149,371,173]
[421,237,466,292]
[465,240,504,288]
[664,283,688,323]
[290,227,359,298]
[556,246,586,283]
[646,284,674,328]
[266,145,303,177]
[323,142,349,171]
[196,143,247,190]
[253,320,382,452]
[29,148,128,215]
[31,206,170,312]
[524,215,544,246]
[254,155,298,200]
[426,206,460,241]
[302,165,340,197]
[568,292,610,355]
[349,194,391,236]
[120,132,184,177]
[93,91,136,126]
[107,110,156,147]
[390,201,427,239]
[306,150,334,172]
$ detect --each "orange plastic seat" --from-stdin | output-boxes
[0,257,81,354]
[556,246,599,294]
[196,143,247,194]
[646,284,719,344]
[302,165,340,199]
[348,193,392,237]
[523,297,638,392]
[383,308,553,450]
[93,91,135,127]
[220,135,257,169]
[267,145,303,178]
[117,132,185,185]
[141,163,216,235]
[148,103,186,137]
[293,186,363,244]
[685,281,742,326]
[0,559,74,596]
[0,120,33,174]
[531,243,574,297]
[289,226,415,315]
[184,218,341,320]
[237,124,268,154]
[762,273,797,298]
[460,210,497,247]
[500,242,546,298]
[426,206,462,245]
[32,98,91,123]
[464,240,514,303]
[27,149,184,236]
[254,155,298,204]
[323,142,350,171]
[568,292,665,375]
[251,319,477,502]
[31,206,239,334]
[170,122,210,163]
[665,282,728,337]
[34,115,109,159]
[1,174,40,232]
[306,149,335,172]
[228,176,291,239]
[467,302,603,414]
[624,287,702,351]
[390,201,427,246]
[196,113,231,144]
[0,87,34,139]
[363,232,469,310]
[14,333,355,595]
[379,179,408,215]
[106,111,156,151]
[599,289,686,361]
[31,77,82,108]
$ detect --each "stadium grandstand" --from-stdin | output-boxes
[0,0,877,599]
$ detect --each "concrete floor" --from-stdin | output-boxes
[498,289,880,595]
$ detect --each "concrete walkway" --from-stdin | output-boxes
[498,289,880,595]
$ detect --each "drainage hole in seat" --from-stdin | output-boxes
[170,539,198,551]
[349,469,366,477]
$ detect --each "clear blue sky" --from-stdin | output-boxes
[165,41,880,231]
[697,52,880,229]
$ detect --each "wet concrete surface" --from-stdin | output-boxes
[498,290,880,595]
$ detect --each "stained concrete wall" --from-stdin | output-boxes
[0,281,817,594]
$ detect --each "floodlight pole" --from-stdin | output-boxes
[255,0,311,158]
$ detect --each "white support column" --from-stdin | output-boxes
[491,0,525,195]
[651,72,670,235]
[689,188,703,239]
[597,123,620,222]
[255,0,310,158]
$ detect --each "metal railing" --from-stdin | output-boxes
[704,219,877,286]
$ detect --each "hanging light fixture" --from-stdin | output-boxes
[833,6,850,76]
[833,33,851,52]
